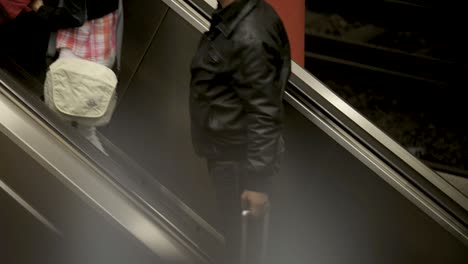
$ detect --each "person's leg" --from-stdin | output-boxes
[208,159,243,264]
[244,212,265,264]
[76,125,108,156]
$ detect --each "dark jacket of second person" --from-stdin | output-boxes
[189,0,291,192]
[36,0,119,30]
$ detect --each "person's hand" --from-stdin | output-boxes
[31,0,44,12]
[241,190,270,218]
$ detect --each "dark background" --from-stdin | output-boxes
[304,0,467,175]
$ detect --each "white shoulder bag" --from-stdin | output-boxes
[45,57,117,116]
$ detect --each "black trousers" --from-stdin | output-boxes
[207,159,264,264]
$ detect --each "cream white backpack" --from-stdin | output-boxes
[44,58,118,127]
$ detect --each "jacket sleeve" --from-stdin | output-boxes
[36,0,86,30]
[233,39,284,194]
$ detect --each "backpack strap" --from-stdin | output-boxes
[114,0,124,74]
[46,0,64,60]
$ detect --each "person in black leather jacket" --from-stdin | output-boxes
[190,0,291,263]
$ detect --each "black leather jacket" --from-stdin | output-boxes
[190,0,291,192]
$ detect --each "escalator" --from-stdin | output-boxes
[1,0,468,263]
[0,80,210,264]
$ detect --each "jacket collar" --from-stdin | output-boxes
[212,0,259,37]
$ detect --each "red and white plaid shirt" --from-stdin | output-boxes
[56,11,118,66]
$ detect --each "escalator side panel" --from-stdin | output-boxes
[0,185,63,264]
[267,104,468,264]
[118,0,170,96]
[0,87,206,263]
[0,131,166,264]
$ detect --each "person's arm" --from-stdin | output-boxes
[233,38,284,217]
[31,0,86,30]
[30,0,44,12]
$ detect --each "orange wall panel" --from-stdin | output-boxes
[266,0,305,66]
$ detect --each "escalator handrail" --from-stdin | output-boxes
[0,59,222,262]
[0,82,211,263]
